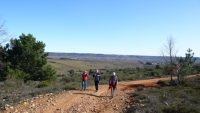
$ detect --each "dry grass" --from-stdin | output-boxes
[48,58,143,75]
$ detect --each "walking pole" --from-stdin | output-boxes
[115,85,118,96]
[106,86,111,97]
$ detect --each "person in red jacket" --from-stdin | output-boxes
[82,70,89,91]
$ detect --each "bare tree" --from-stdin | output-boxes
[0,20,7,45]
[162,37,177,82]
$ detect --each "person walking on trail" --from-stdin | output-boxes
[82,70,89,91]
[93,69,101,92]
[109,72,118,98]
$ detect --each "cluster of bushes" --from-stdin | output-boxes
[0,34,56,83]
[125,76,200,113]
[59,63,200,90]
[63,62,200,90]
[57,67,166,90]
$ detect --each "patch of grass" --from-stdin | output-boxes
[63,82,79,90]
[162,104,199,113]
[37,81,49,88]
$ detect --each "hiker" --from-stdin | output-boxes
[82,70,89,91]
[93,69,101,92]
[109,72,118,98]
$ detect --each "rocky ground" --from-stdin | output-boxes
[1,76,196,113]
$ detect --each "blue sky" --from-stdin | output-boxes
[0,0,200,56]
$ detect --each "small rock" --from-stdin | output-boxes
[126,100,131,103]
[5,104,10,107]
[4,104,10,110]
[32,104,35,107]
[24,102,27,105]
[140,104,145,107]
[91,109,96,112]
[4,107,9,111]
[10,106,14,109]
[114,104,118,108]
[56,108,61,110]
[164,102,169,106]
[131,104,136,107]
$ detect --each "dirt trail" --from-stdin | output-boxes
[2,75,197,113]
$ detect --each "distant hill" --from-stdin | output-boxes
[47,52,200,64]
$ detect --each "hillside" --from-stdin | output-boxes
[48,58,143,75]
[48,52,200,64]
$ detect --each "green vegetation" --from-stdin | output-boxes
[37,81,49,88]
[125,76,200,113]
[7,34,56,81]
[176,48,196,83]
[162,37,196,85]
[0,34,56,82]
[0,33,200,112]
[46,57,200,91]
[0,45,8,81]
[45,63,167,91]
[47,58,141,74]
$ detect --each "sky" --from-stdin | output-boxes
[0,0,200,56]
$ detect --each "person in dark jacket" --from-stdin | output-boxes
[93,69,101,92]
[109,72,118,98]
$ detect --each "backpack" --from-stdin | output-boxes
[110,75,117,87]
[94,73,100,81]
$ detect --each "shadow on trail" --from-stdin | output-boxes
[73,92,110,98]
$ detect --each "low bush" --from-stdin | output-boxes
[63,82,78,90]
[37,81,49,88]
[40,65,57,81]
[0,64,8,81]
[162,104,198,113]
[7,68,29,80]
